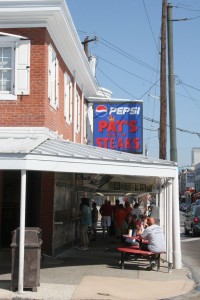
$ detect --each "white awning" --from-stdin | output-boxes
[0,136,178,181]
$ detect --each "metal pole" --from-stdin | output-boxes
[18,170,27,293]
[172,173,182,269]
[167,180,173,271]
[167,3,177,162]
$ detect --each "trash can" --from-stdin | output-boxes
[11,227,42,292]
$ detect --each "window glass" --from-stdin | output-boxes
[0,47,12,92]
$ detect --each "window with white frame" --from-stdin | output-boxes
[83,101,88,141]
[48,44,59,109]
[0,34,30,100]
[64,72,72,124]
[75,90,81,133]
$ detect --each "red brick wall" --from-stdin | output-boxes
[0,28,86,142]
[40,172,54,255]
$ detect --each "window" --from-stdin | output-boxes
[0,35,30,100]
[48,44,59,109]
[64,72,72,124]
[0,46,12,92]
[83,101,87,141]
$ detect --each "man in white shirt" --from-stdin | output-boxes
[137,217,166,270]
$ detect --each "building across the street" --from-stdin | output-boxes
[192,147,200,166]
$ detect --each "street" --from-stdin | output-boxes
[180,211,200,286]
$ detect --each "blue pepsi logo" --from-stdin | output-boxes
[95,105,108,117]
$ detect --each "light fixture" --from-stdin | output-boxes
[125,193,133,196]
[95,192,104,197]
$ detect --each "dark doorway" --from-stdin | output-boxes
[1,171,21,247]
[0,171,41,248]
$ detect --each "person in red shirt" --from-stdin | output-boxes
[114,204,128,239]
[99,200,113,238]
[124,201,132,218]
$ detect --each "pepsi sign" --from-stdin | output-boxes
[95,105,108,117]
[93,102,143,154]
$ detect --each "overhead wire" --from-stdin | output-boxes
[76,4,200,142]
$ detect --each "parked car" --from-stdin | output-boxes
[184,205,200,236]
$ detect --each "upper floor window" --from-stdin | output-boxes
[0,46,13,92]
[76,91,81,133]
[48,44,59,109]
[83,101,87,141]
[64,72,72,124]
[0,33,30,100]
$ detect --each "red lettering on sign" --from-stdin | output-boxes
[133,137,140,149]
[95,137,141,151]
[128,120,138,132]
[99,121,108,132]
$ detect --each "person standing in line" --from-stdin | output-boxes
[79,197,92,250]
[99,199,112,238]
[91,202,98,241]
[114,204,128,239]
[111,199,120,236]
[131,202,143,220]
[124,200,132,217]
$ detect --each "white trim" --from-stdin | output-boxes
[87,97,143,103]
[0,94,17,100]
[0,154,178,178]
[0,31,28,40]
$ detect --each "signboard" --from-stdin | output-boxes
[186,172,195,188]
[93,102,143,153]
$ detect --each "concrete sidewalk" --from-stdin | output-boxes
[0,234,196,300]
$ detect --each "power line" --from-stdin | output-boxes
[98,38,158,73]
[142,0,160,51]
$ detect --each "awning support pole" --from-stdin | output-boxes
[18,170,27,293]
[172,174,182,269]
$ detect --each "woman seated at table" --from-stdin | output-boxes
[124,214,142,246]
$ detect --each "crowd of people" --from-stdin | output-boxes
[78,197,165,271]
[78,197,160,250]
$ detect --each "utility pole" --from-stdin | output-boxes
[159,0,167,160]
[82,36,98,58]
[167,3,177,162]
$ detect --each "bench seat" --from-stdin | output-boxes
[117,247,164,271]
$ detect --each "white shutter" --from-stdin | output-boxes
[64,72,69,118]
[15,40,30,95]
[55,57,59,107]
[48,44,52,100]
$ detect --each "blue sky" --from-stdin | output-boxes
[66,0,200,167]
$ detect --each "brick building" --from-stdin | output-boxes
[0,1,182,278]
[0,0,107,255]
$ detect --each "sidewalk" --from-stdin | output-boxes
[0,233,196,300]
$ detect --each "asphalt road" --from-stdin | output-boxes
[165,211,200,300]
